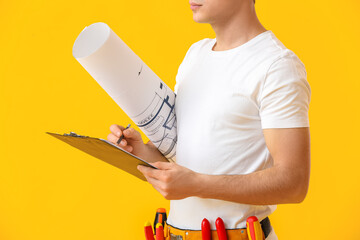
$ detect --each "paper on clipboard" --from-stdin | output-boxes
[46,131,156,181]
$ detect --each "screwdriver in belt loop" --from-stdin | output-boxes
[215,217,228,240]
[246,216,264,240]
[154,208,167,235]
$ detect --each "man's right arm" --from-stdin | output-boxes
[107,124,168,163]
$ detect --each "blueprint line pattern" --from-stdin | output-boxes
[132,81,177,162]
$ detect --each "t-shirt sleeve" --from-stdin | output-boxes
[259,51,311,129]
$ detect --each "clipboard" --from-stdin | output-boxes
[46,131,156,181]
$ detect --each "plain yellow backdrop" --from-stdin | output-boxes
[1,0,359,239]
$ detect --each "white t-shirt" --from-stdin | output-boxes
[166,30,311,240]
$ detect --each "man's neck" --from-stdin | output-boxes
[210,3,267,51]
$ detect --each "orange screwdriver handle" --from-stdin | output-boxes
[154,208,167,235]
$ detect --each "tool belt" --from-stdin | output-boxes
[163,217,271,240]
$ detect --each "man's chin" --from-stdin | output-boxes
[192,15,209,23]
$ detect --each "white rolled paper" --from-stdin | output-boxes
[72,22,177,162]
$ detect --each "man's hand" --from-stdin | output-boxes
[107,124,145,154]
[107,124,168,163]
[137,162,201,200]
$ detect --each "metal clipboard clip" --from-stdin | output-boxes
[63,132,89,138]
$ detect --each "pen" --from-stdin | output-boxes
[117,123,131,145]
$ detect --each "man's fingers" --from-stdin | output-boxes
[110,125,142,143]
[146,177,165,193]
[107,133,126,145]
[137,165,161,179]
[107,133,133,152]
[110,124,125,138]
[152,161,173,170]
[140,169,166,193]
[107,132,117,143]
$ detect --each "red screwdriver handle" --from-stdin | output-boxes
[201,218,212,240]
[215,217,228,240]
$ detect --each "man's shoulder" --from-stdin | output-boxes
[266,32,305,66]
[253,31,306,78]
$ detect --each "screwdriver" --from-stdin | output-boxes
[154,208,167,235]
[144,221,155,240]
[246,216,264,240]
[156,223,164,240]
[215,217,228,240]
[201,218,211,240]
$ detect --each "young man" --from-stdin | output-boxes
[107,0,311,239]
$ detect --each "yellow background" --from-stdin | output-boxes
[1,0,359,239]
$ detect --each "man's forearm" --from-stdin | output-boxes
[194,165,309,205]
[137,128,310,204]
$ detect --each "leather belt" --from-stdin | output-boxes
[260,217,271,238]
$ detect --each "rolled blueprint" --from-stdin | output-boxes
[72,22,176,162]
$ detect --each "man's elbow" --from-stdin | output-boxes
[288,174,310,203]
[292,184,309,203]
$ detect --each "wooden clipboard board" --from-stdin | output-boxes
[46,132,156,181]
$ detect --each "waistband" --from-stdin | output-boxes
[164,217,271,240]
